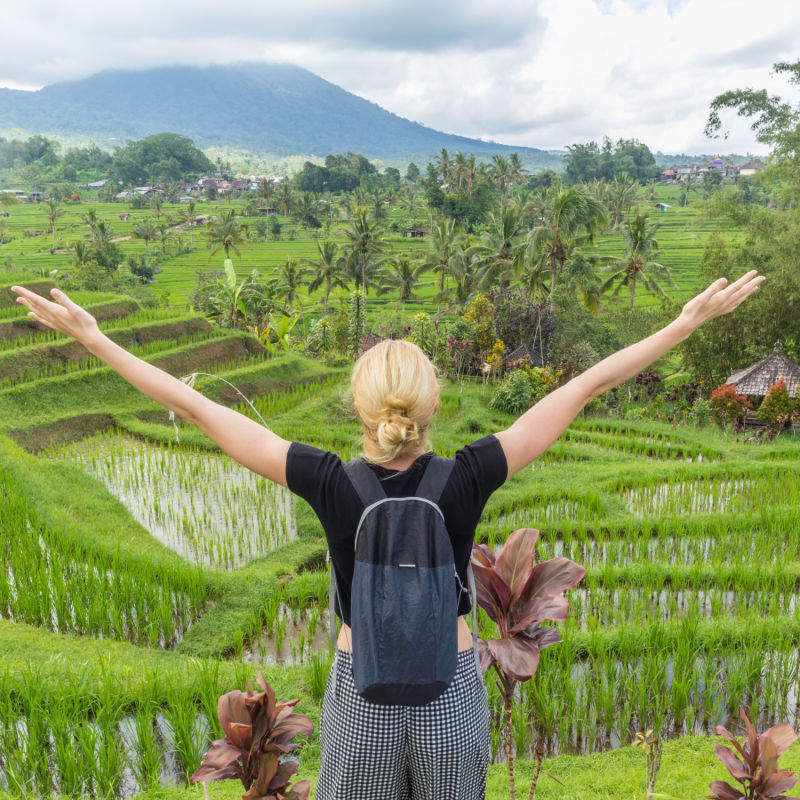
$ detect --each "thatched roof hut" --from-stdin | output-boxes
[505,343,545,368]
[725,341,800,397]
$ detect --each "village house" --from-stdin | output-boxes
[659,159,762,184]
[726,341,800,430]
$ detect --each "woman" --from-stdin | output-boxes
[12,270,763,798]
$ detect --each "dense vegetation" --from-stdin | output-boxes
[1,60,799,800]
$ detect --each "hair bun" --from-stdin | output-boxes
[376,412,419,452]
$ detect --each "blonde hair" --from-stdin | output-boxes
[351,339,440,464]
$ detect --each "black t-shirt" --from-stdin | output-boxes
[286,434,508,625]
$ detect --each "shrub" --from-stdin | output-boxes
[633,370,663,402]
[709,383,751,427]
[690,397,712,426]
[491,364,560,415]
[491,369,533,416]
[758,377,796,430]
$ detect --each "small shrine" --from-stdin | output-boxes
[725,341,800,397]
[505,342,545,368]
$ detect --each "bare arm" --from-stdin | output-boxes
[11,285,290,486]
[495,270,765,478]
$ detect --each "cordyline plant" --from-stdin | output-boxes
[190,672,313,800]
[472,527,586,800]
[708,708,798,800]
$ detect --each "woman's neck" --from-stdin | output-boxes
[364,448,426,471]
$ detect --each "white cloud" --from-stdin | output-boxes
[1,0,799,155]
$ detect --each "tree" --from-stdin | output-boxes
[276,258,309,312]
[132,218,158,267]
[155,219,172,255]
[294,191,323,236]
[81,208,99,240]
[44,198,63,252]
[306,239,347,313]
[256,177,275,206]
[705,59,800,203]
[603,174,640,228]
[378,257,432,312]
[471,207,527,291]
[179,199,198,249]
[150,195,163,218]
[600,209,677,336]
[422,218,460,305]
[405,162,420,182]
[206,208,244,261]
[111,133,213,185]
[342,209,387,294]
[565,138,658,184]
[527,185,607,304]
[71,241,93,266]
[275,183,295,216]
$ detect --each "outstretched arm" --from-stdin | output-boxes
[494,270,765,478]
[11,285,290,486]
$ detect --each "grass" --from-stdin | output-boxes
[0,201,798,796]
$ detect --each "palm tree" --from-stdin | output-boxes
[179,200,198,249]
[342,209,388,294]
[275,183,294,216]
[527,185,608,305]
[71,240,93,266]
[378,257,432,312]
[150,195,163,218]
[155,219,172,255]
[471,207,527,290]
[44,199,63,252]
[489,155,514,199]
[276,258,310,312]
[81,208,99,240]
[561,249,603,314]
[294,191,323,237]
[435,149,454,189]
[400,187,419,214]
[256,177,275,206]
[93,220,114,243]
[604,174,640,229]
[600,209,677,330]
[306,239,347,313]
[206,208,244,261]
[422,218,460,305]
[446,240,479,310]
[132,218,158,267]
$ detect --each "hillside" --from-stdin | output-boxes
[0,63,559,166]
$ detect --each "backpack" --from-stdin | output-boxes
[328,454,481,706]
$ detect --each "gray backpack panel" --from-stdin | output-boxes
[344,456,458,705]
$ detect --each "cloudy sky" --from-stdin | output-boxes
[2,0,799,155]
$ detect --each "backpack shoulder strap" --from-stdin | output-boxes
[343,458,386,507]
[415,456,455,504]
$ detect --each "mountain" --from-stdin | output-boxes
[0,63,555,165]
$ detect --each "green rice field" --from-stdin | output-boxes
[1,217,798,798]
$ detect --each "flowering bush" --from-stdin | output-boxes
[491,364,561,415]
[758,377,797,431]
[633,370,663,402]
[709,383,751,427]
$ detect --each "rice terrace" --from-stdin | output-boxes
[1,47,800,800]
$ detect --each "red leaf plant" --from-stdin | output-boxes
[190,671,314,800]
[708,708,798,800]
[472,528,586,800]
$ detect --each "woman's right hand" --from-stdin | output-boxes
[11,286,102,347]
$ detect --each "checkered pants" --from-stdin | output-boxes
[316,648,490,800]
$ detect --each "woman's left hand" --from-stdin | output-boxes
[678,269,765,332]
